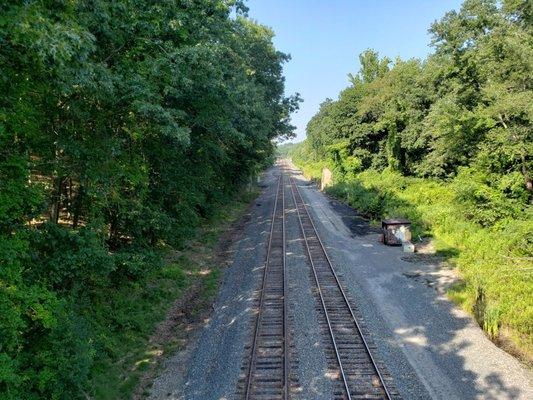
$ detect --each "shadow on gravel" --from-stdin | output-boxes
[327,196,381,236]
[395,311,522,398]
[289,171,526,400]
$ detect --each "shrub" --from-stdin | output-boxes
[318,166,533,353]
[28,224,114,291]
[112,249,162,281]
[452,167,526,227]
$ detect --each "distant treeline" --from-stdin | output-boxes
[276,142,300,158]
[286,0,532,358]
[293,0,531,190]
[0,1,298,398]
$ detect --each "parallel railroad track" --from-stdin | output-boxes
[243,174,289,400]
[289,176,394,400]
[240,170,395,399]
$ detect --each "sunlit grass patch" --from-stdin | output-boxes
[295,161,533,362]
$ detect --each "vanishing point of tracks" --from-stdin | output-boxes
[242,170,395,400]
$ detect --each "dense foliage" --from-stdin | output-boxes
[0,1,298,398]
[287,0,532,357]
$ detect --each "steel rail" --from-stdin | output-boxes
[244,174,289,400]
[289,175,392,400]
[282,174,289,400]
[288,176,352,399]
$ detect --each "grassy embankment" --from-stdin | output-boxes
[88,189,257,399]
[293,158,532,363]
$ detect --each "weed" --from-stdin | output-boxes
[295,162,533,359]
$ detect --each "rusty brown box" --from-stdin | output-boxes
[381,219,411,246]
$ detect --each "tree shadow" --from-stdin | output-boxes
[290,174,529,400]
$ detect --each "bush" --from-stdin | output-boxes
[112,249,162,281]
[0,286,93,400]
[28,224,114,291]
[316,166,533,354]
[452,167,527,227]
[30,301,94,400]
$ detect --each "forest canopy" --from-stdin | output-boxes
[286,0,532,357]
[0,1,298,398]
[297,0,532,189]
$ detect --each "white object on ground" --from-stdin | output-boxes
[403,242,415,253]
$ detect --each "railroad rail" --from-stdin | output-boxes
[243,174,289,400]
[289,176,393,400]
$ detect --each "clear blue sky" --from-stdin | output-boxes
[246,0,464,143]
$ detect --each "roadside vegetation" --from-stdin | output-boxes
[0,1,297,398]
[91,189,256,400]
[284,0,532,361]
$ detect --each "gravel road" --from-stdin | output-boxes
[291,163,532,400]
[148,163,532,400]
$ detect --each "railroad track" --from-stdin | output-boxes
[242,174,290,400]
[239,170,395,399]
[289,176,394,400]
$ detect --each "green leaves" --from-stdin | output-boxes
[298,0,532,194]
[0,1,296,398]
[453,167,527,226]
[349,49,391,85]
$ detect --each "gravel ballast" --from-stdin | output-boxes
[284,178,334,399]
[148,164,532,400]
[293,164,532,400]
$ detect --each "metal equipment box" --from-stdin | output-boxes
[381,219,411,246]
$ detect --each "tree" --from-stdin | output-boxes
[0,1,298,397]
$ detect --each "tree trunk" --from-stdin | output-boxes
[49,176,64,224]
[72,184,84,228]
[520,148,531,193]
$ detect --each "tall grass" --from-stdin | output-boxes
[295,161,532,359]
